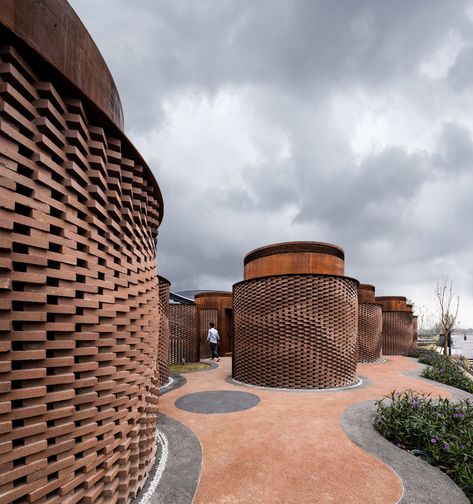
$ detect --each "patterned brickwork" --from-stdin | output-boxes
[409,316,418,353]
[168,305,197,364]
[357,303,383,362]
[381,311,413,355]
[199,308,218,359]
[233,275,358,389]
[0,40,162,503]
[157,278,170,386]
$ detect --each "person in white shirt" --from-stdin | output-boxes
[206,322,220,361]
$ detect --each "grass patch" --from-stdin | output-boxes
[169,362,210,373]
[375,390,473,502]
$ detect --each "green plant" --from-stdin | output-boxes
[411,348,443,365]
[420,355,473,394]
[375,390,473,501]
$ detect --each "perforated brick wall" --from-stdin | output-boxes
[381,311,413,355]
[409,316,418,353]
[233,274,358,389]
[357,303,383,362]
[157,278,170,386]
[168,304,197,364]
[0,38,162,504]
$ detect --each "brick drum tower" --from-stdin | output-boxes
[376,296,413,355]
[233,242,359,389]
[0,1,164,502]
[357,284,383,362]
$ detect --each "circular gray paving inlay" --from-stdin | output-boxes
[175,390,260,414]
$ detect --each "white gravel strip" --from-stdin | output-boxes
[136,431,169,504]
[231,376,363,392]
[159,376,174,390]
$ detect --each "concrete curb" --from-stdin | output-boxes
[340,400,469,504]
[402,362,473,401]
[160,374,187,396]
[225,374,372,392]
[134,414,202,504]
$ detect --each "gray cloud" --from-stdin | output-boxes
[70,0,473,325]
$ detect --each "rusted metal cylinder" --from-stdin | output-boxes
[357,284,383,362]
[244,241,345,280]
[234,242,358,389]
[195,292,233,358]
[158,277,171,386]
[358,284,376,303]
[376,296,413,355]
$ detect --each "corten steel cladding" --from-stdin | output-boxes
[169,305,198,364]
[195,292,233,357]
[376,297,414,356]
[157,277,171,386]
[357,284,382,362]
[0,2,164,503]
[243,241,345,280]
[234,242,359,389]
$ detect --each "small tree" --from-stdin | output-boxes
[435,278,460,355]
[415,304,434,335]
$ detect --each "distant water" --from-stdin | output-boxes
[451,332,473,359]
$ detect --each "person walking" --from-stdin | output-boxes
[207,322,220,361]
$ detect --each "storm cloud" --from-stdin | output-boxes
[70,0,473,326]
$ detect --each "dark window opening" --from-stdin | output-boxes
[14,203,31,217]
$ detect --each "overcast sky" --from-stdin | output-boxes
[70,0,473,328]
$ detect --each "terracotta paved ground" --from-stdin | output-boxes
[159,356,455,504]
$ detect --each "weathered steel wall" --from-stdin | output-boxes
[199,308,218,359]
[195,292,233,356]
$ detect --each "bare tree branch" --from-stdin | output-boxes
[435,277,460,355]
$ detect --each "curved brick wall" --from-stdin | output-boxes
[357,303,383,362]
[376,297,413,355]
[0,4,163,503]
[233,274,359,389]
[169,305,198,364]
[357,284,382,362]
[157,277,170,386]
[409,315,418,353]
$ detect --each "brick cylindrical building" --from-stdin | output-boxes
[169,304,198,364]
[357,284,383,362]
[0,2,163,502]
[409,315,418,353]
[376,296,413,355]
[195,292,233,359]
[233,242,359,389]
[158,277,171,386]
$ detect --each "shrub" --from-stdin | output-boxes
[417,349,444,365]
[409,349,473,393]
[375,390,473,501]
[420,355,473,394]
